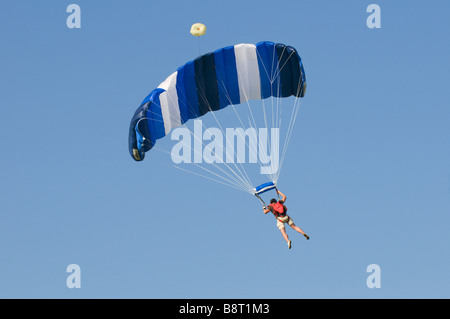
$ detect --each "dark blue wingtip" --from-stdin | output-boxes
[129,101,153,162]
[131,148,144,161]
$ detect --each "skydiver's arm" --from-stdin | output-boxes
[278,191,286,203]
[263,206,271,214]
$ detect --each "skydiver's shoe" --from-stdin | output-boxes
[303,234,310,240]
[288,240,292,249]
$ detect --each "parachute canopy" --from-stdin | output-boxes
[129,41,306,161]
[129,41,307,162]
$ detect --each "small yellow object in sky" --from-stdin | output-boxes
[190,23,206,36]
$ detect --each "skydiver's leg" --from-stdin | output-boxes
[277,219,291,248]
[290,223,305,235]
[286,216,309,240]
[280,227,290,243]
[290,223,310,240]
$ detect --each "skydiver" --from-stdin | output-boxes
[263,190,309,249]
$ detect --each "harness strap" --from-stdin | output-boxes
[276,216,290,224]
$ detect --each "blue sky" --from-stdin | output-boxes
[0,0,449,298]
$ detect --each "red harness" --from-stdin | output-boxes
[269,202,285,217]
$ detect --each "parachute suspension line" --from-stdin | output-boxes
[180,128,253,192]
[261,93,279,185]
[187,124,254,193]
[215,74,276,184]
[270,52,283,180]
[247,95,274,181]
[269,63,283,184]
[270,44,278,149]
[177,160,254,194]
[152,128,252,193]
[276,101,300,183]
[189,119,254,193]
[175,165,254,194]
[170,76,254,193]
[275,76,282,183]
[255,44,279,156]
[229,46,288,185]
[275,81,304,183]
[235,78,274,183]
[148,117,249,191]
[191,75,255,191]
[254,44,278,174]
[255,44,301,184]
[173,79,254,190]
[245,114,276,183]
[273,46,302,184]
[148,45,301,190]
[145,97,254,193]
[281,82,301,174]
[270,48,296,83]
[226,72,276,184]
[155,134,254,194]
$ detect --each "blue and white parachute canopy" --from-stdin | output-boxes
[128,41,307,161]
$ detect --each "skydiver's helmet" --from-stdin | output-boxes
[270,198,277,204]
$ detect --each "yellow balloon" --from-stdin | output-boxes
[190,23,206,36]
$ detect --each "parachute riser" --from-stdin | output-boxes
[254,193,267,207]
[275,186,280,200]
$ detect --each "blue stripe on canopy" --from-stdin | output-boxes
[275,43,303,97]
[255,41,280,99]
[145,89,165,147]
[194,52,220,116]
[214,45,240,108]
[179,60,200,120]
[175,66,190,124]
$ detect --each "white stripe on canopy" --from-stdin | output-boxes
[234,44,261,104]
[158,71,182,135]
